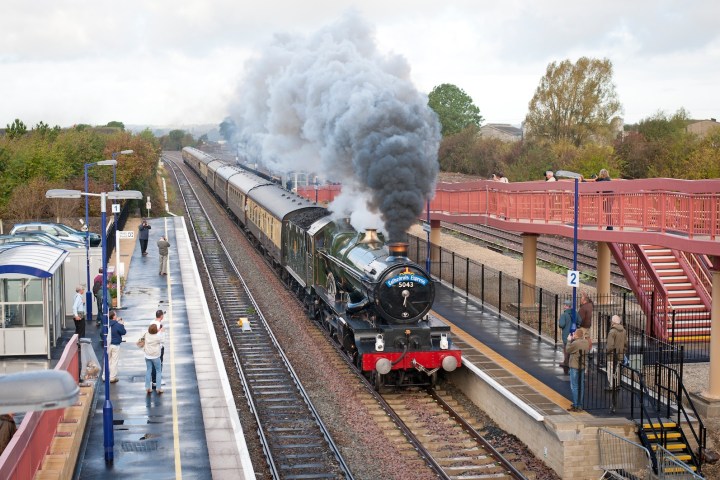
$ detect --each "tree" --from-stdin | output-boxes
[219,117,237,143]
[5,119,27,139]
[428,84,483,136]
[159,130,194,151]
[525,57,622,147]
[106,121,125,130]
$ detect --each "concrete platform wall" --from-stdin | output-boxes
[453,367,637,479]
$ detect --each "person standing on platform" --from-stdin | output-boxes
[150,309,165,389]
[139,219,151,256]
[605,315,627,391]
[107,310,126,383]
[93,267,104,326]
[558,300,574,371]
[157,235,171,276]
[578,291,594,338]
[0,413,16,455]
[72,285,86,338]
[596,168,613,229]
[567,329,589,412]
[143,323,163,395]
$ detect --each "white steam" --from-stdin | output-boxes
[228,12,440,241]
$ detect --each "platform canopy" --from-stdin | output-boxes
[0,244,69,278]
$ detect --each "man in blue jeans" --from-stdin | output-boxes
[567,328,589,412]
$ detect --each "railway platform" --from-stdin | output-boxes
[434,284,641,479]
[75,216,254,479]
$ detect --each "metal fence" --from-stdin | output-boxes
[656,446,704,479]
[407,234,710,362]
[597,428,653,479]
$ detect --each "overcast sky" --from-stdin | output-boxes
[2,1,719,129]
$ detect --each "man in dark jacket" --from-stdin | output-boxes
[558,300,574,370]
[606,315,627,390]
[139,219,151,256]
[107,311,126,383]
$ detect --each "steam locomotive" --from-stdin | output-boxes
[182,147,461,388]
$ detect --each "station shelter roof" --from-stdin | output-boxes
[0,244,69,278]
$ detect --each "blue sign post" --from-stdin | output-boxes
[556,170,581,332]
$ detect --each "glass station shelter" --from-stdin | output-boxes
[0,245,68,358]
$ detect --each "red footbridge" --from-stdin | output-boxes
[298,178,720,345]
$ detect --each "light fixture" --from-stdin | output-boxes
[0,370,79,414]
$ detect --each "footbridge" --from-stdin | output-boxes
[298,177,720,400]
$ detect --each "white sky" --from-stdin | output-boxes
[2,1,718,129]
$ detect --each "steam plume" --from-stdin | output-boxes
[228,12,440,241]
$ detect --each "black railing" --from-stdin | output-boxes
[407,233,710,362]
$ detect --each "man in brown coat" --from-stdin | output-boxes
[567,330,589,412]
[0,413,17,455]
[606,315,627,391]
[578,291,594,334]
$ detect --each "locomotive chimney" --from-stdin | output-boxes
[388,242,409,258]
[359,228,381,245]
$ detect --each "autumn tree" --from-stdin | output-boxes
[428,84,483,136]
[525,57,622,147]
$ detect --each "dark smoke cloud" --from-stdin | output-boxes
[228,12,440,241]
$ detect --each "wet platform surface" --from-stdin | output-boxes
[75,216,252,479]
[433,285,577,416]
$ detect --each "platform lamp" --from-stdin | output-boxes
[46,188,143,464]
[555,170,582,331]
[84,160,117,324]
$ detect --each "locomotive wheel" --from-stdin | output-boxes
[429,372,438,387]
[373,371,384,391]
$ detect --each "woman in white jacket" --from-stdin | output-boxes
[143,323,163,395]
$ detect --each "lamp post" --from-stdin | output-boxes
[555,170,582,330]
[84,160,117,324]
[46,188,143,463]
[110,150,133,309]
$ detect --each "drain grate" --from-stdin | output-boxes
[121,440,159,452]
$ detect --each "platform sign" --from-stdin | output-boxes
[118,231,135,239]
[567,270,580,288]
[111,203,120,214]
[422,223,431,233]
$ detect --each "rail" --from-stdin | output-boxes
[0,335,80,479]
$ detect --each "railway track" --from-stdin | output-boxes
[169,155,537,479]
[166,159,353,479]
[442,222,629,290]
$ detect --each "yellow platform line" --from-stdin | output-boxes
[433,310,573,410]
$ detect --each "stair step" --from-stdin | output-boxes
[666,289,698,295]
[668,299,703,306]
[646,431,682,441]
[651,442,689,452]
[643,422,677,429]
[661,276,692,281]
[662,465,698,473]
